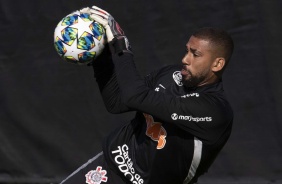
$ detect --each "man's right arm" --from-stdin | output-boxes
[93,44,159,114]
[92,45,130,113]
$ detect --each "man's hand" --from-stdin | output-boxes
[80,6,123,42]
[80,6,132,55]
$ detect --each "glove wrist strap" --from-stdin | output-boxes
[109,36,133,56]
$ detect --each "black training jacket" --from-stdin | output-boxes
[93,52,233,184]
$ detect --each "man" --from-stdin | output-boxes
[61,6,234,184]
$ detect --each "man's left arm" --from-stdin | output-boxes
[88,6,233,142]
[112,53,232,143]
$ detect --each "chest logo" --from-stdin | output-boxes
[143,113,167,149]
[173,71,183,86]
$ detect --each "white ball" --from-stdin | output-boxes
[54,11,106,65]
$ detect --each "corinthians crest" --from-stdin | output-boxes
[173,71,183,86]
[85,166,108,184]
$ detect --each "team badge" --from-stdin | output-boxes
[173,71,183,86]
[85,166,108,184]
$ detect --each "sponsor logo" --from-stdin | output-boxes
[171,113,178,120]
[171,113,212,122]
[155,84,166,92]
[181,93,199,98]
[85,166,108,184]
[143,113,167,149]
[112,144,144,184]
[173,71,183,86]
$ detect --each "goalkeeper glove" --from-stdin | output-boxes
[80,6,133,55]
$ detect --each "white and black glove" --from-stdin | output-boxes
[80,6,133,55]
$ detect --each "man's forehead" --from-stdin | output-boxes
[186,36,212,51]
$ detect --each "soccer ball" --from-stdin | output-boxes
[54,11,106,65]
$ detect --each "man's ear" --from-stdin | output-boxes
[212,57,225,72]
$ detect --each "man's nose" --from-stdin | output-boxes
[182,53,190,65]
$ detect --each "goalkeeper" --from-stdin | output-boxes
[61,6,234,184]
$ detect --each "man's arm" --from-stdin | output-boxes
[112,53,232,143]
[87,6,233,143]
[93,46,157,114]
[92,45,130,113]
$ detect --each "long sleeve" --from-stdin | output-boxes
[93,46,158,114]
[92,46,130,113]
[112,53,233,143]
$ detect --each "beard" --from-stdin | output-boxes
[181,68,207,88]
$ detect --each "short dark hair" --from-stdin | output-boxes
[192,27,234,63]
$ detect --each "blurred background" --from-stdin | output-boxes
[0,0,281,183]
